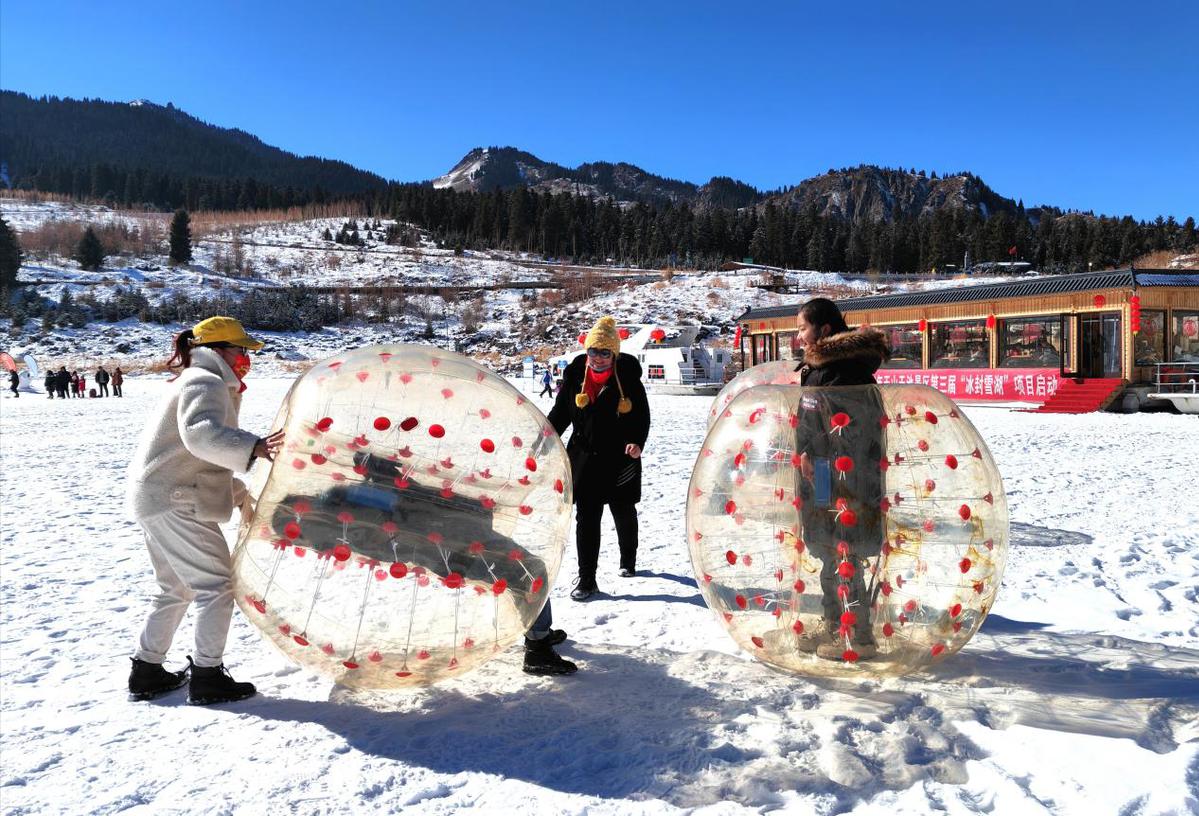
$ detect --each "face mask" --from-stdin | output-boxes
[231,352,252,379]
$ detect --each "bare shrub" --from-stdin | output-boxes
[460,299,485,334]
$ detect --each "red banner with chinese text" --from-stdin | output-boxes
[874,368,1061,402]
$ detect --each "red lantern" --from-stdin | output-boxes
[1129,294,1141,335]
[577,332,587,345]
[1093,294,1106,308]
[985,314,996,329]
[650,328,666,342]
[1185,318,1198,338]
[918,318,928,332]
[618,327,630,340]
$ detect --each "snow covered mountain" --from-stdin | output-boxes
[432,148,1029,224]
[432,146,760,209]
[763,165,1027,222]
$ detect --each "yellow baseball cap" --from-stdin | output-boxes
[191,316,265,350]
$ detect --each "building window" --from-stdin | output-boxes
[776,331,798,361]
[647,364,665,380]
[880,324,923,369]
[930,320,988,368]
[752,334,771,364]
[1000,316,1063,368]
[1134,310,1166,365]
[1170,311,1199,361]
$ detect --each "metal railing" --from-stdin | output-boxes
[1153,362,1199,393]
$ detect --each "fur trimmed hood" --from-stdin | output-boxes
[802,326,890,370]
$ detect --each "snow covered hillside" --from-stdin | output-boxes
[1,377,1196,815]
[2,197,1019,376]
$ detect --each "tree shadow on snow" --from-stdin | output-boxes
[1009,521,1092,548]
[915,616,1199,753]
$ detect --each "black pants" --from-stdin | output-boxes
[98,383,109,397]
[575,501,638,583]
[539,384,553,397]
[113,383,122,397]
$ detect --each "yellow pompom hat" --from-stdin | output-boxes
[584,315,622,355]
[577,315,632,414]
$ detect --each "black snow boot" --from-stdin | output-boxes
[522,640,577,676]
[128,658,190,701]
[187,657,257,705]
[523,628,567,649]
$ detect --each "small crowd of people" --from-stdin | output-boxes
[125,300,888,705]
[44,365,124,399]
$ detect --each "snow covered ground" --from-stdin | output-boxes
[1,373,1196,815]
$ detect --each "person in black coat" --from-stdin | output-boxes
[7,369,18,398]
[548,316,651,600]
[95,365,111,397]
[792,298,890,661]
[55,366,70,399]
[44,370,55,398]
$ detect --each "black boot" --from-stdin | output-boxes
[570,577,599,601]
[128,657,189,701]
[524,628,567,649]
[522,640,577,676]
[187,657,257,705]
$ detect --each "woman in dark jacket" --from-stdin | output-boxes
[548,316,651,600]
[793,298,890,661]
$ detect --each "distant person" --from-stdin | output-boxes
[95,365,111,397]
[55,366,70,399]
[77,371,87,397]
[112,366,125,397]
[538,366,554,398]
[44,370,55,398]
[8,369,18,398]
[126,316,283,704]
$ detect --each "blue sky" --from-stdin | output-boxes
[2,0,1196,221]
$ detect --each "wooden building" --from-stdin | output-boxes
[736,269,1199,406]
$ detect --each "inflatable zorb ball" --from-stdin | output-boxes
[707,361,803,428]
[687,383,1007,676]
[233,345,572,688]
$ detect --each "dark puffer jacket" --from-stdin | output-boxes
[795,327,891,561]
[797,326,890,386]
[548,353,651,505]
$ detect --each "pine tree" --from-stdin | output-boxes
[169,209,192,264]
[76,226,105,271]
[0,215,23,290]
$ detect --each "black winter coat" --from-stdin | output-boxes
[548,353,651,505]
[794,328,890,557]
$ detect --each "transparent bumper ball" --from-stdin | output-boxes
[708,360,804,428]
[687,383,1007,676]
[233,345,572,688]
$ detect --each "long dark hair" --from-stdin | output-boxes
[799,297,850,338]
[166,329,196,373]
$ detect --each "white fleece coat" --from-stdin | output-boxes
[126,348,259,522]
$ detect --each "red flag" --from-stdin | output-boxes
[1008,245,1017,257]
[733,325,742,346]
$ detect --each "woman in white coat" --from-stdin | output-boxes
[126,316,284,705]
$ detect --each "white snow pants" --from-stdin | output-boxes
[134,508,234,669]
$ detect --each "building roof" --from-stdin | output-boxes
[737,269,1199,322]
